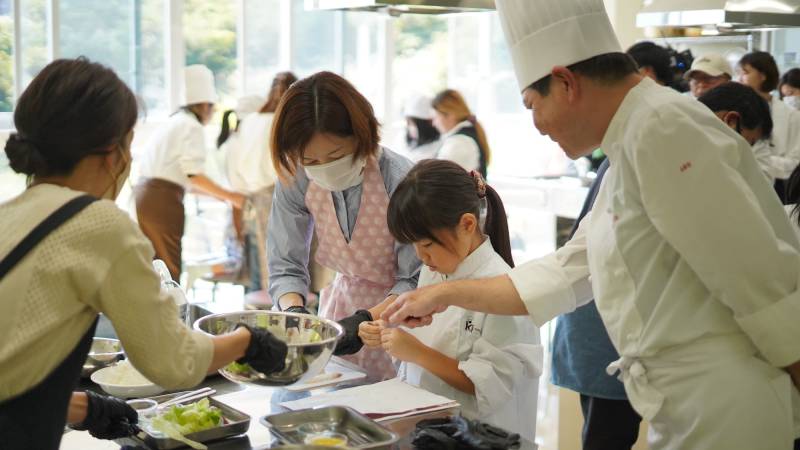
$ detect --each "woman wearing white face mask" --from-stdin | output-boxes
[780,68,800,111]
[268,72,421,381]
[0,58,289,450]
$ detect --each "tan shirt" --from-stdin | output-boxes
[0,184,213,400]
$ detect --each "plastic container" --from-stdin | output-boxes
[126,398,158,419]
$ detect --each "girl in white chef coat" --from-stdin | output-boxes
[134,65,245,281]
[737,52,800,197]
[431,89,491,178]
[220,72,298,292]
[370,159,542,442]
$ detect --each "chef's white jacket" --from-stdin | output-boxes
[137,111,207,188]
[510,78,800,449]
[437,121,481,173]
[221,112,277,194]
[400,238,543,443]
[752,96,800,181]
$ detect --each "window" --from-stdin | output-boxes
[343,12,384,117]
[291,0,337,77]
[242,0,282,96]
[20,0,47,89]
[184,0,237,105]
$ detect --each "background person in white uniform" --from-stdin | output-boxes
[402,95,441,162]
[358,160,541,442]
[431,89,491,178]
[738,51,800,200]
[221,71,298,292]
[382,1,800,448]
[134,65,245,281]
[780,68,800,110]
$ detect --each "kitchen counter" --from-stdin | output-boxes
[63,366,537,450]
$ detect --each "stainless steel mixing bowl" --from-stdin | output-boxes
[194,311,344,387]
[82,337,123,377]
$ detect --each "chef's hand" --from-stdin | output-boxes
[381,328,425,363]
[237,323,288,374]
[381,284,448,327]
[358,320,385,349]
[71,391,138,440]
[334,310,373,356]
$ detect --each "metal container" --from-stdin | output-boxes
[194,311,344,387]
[81,337,123,377]
[261,406,399,450]
[117,393,251,450]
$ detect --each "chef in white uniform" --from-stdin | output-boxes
[135,65,245,281]
[382,1,800,449]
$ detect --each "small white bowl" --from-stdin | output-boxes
[90,365,165,399]
[126,398,158,418]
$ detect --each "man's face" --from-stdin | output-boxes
[521,77,596,160]
[714,110,763,146]
[689,71,729,98]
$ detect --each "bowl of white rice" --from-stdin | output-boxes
[90,360,165,398]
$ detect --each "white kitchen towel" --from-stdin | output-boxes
[279,378,459,422]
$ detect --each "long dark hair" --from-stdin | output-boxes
[217,109,238,148]
[406,117,440,148]
[787,164,800,224]
[5,57,138,178]
[387,159,514,268]
[739,51,780,93]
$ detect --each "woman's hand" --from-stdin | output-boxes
[358,320,385,349]
[381,328,425,363]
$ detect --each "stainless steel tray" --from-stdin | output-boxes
[261,406,398,449]
[117,392,251,450]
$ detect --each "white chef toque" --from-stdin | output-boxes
[403,95,434,120]
[183,64,218,106]
[495,0,623,92]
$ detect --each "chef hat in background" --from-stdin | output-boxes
[404,95,434,120]
[495,0,622,92]
[234,95,266,118]
[183,64,218,106]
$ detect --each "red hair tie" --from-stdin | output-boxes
[470,170,487,199]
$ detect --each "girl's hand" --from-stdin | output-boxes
[358,320,384,348]
[381,328,425,363]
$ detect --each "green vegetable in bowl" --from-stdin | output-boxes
[150,398,223,450]
[225,361,253,375]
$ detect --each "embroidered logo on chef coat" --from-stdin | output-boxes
[464,319,482,334]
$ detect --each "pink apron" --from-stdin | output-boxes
[305,156,398,381]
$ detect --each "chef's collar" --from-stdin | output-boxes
[600,77,656,162]
[442,120,474,140]
[446,235,495,282]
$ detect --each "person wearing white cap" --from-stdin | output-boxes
[134,64,245,281]
[380,0,800,449]
[402,94,441,162]
[685,53,733,98]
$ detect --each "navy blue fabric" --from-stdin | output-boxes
[550,159,628,399]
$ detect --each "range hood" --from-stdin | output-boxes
[637,0,800,31]
[305,0,495,15]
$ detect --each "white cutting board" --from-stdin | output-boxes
[284,357,367,392]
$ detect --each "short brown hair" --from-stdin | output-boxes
[739,51,780,93]
[271,71,380,179]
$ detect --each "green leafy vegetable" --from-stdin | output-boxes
[150,398,223,450]
[225,361,253,375]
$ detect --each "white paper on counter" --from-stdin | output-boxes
[285,357,367,392]
[279,378,459,422]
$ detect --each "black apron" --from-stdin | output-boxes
[454,125,488,179]
[0,195,98,450]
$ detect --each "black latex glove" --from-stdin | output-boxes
[237,323,289,374]
[72,390,138,440]
[284,305,310,329]
[334,309,373,356]
[411,416,520,450]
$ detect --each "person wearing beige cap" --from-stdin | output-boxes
[135,64,245,281]
[685,53,733,98]
[381,0,800,448]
